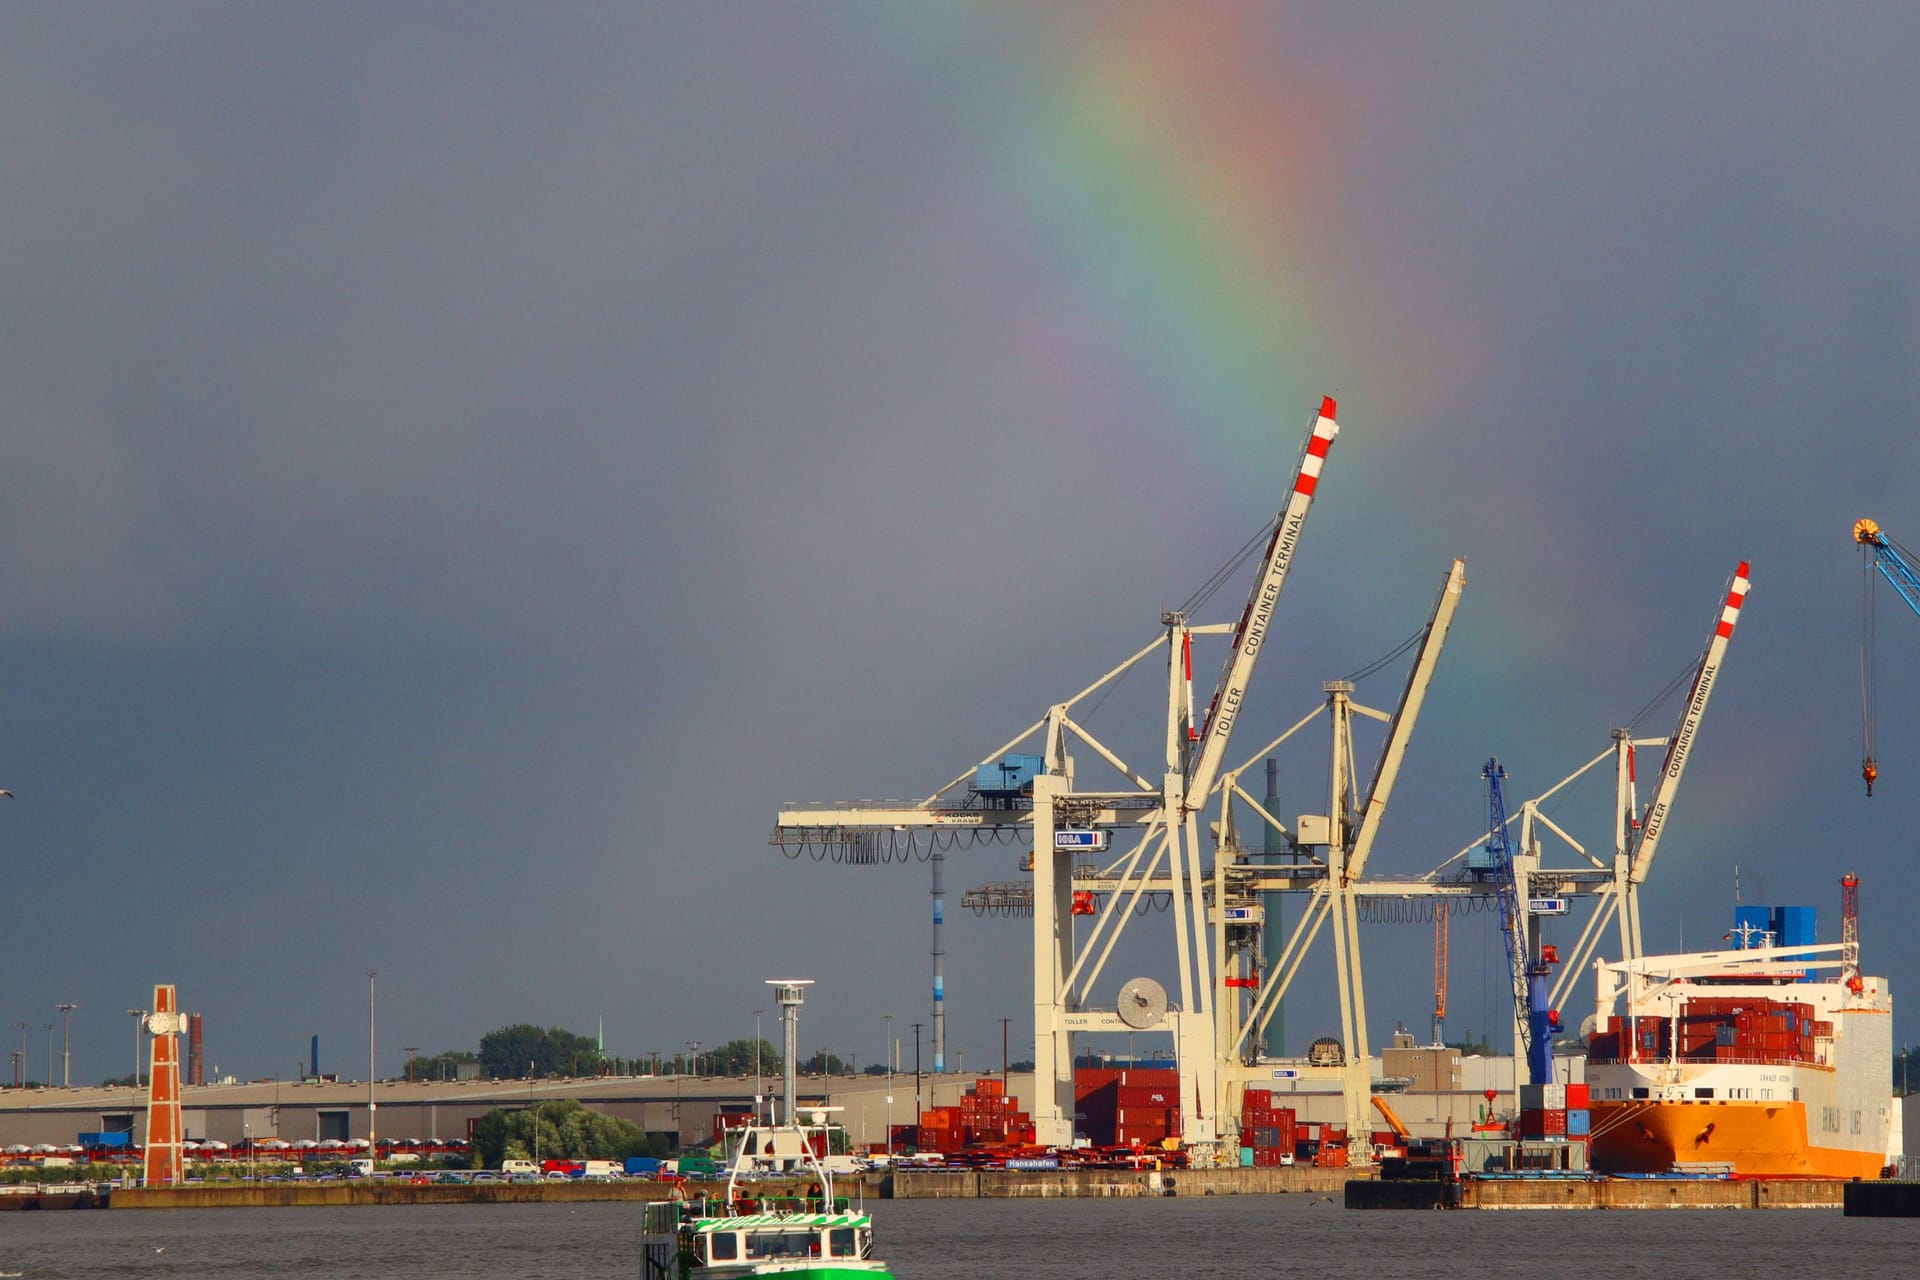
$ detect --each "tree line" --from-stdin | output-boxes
[401,1027,793,1082]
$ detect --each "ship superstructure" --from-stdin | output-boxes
[1586,892,1894,1178]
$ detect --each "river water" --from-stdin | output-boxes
[3,1196,1915,1279]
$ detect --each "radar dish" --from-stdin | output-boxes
[1116,977,1168,1030]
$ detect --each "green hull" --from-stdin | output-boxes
[697,1266,891,1280]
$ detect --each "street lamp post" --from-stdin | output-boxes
[529,1064,540,1170]
[911,1022,923,1133]
[12,1023,25,1086]
[752,1010,764,1123]
[884,1013,895,1158]
[57,1003,76,1087]
[367,970,377,1161]
[1000,1017,1012,1102]
[127,1010,147,1087]
[245,1119,253,1181]
[45,1023,55,1089]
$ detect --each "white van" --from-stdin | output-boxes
[501,1159,537,1177]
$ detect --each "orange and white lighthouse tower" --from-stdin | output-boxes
[143,985,185,1185]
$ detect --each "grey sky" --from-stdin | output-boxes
[2,5,1918,1085]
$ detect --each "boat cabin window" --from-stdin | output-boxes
[1694,1088,1714,1099]
[1631,1088,1649,1099]
[829,1228,857,1257]
[707,1234,739,1262]
[744,1231,819,1259]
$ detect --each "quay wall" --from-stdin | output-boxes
[1350,1178,1847,1210]
[115,1180,683,1209]
[888,1167,1362,1198]
[111,1170,1858,1209]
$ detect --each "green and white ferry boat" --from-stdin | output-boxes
[641,1190,886,1280]
[642,980,892,1280]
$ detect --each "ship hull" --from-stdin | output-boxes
[1589,1097,1884,1178]
[1586,979,1893,1178]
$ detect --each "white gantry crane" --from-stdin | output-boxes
[774,397,1351,1157]
[772,396,1750,1165]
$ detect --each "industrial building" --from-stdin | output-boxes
[0,1049,1562,1156]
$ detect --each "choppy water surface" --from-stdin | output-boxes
[4,1196,1916,1279]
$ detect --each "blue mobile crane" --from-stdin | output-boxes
[1855,518,1920,795]
[1478,759,1558,1086]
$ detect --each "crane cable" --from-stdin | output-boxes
[1179,519,1277,618]
[1862,547,1879,795]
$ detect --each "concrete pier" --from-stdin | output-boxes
[889,1167,1358,1198]
[1349,1177,1847,1210]
[1843,1180,1920,1216]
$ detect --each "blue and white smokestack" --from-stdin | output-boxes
[932,849,946,1072]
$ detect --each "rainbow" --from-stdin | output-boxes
[829,3,1470,476]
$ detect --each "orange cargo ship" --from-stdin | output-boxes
[1585,922,1894,1178]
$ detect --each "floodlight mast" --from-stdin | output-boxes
[767,979,812,1125]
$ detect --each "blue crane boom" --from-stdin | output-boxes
[1480,759,1556,1086]
[1855,518,1920,795]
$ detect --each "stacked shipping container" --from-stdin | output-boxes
[1587,997,1826,1065]
[1515,1082,1592,1148]
[915,1079,1034,1153]
[1074,1068,1181,1148]
[1240,1087,1296,1167]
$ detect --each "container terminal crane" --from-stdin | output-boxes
[772,396,1750,1168]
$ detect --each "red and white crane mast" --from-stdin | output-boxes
[1183,397,1340,810]
[1624,560,1750,958]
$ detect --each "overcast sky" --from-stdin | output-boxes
[3,5,1919,1088]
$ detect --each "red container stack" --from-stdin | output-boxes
[1240,1086,1296,1167]
[1075,1067,1179,1148]
[1516,1109,1568,1139]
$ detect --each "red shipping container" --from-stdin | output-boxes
[1517,1109,1567,1138]
[1566,1083,1589,1108]
[1119,1086,1177,1108]
[1114,1069,1178,1091]
[1116,1108,1178,1128]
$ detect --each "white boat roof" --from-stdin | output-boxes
[693,1212,872,1232]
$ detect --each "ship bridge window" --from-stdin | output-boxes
[1632,1088,1650,1099]
[829,1228,857,1258]
[1695,1088,1714,1099]
[708,1234,739,1262]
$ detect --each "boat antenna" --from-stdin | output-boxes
[768,979,812,1125]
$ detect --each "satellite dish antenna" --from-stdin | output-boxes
[1115,977,1168,1029]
